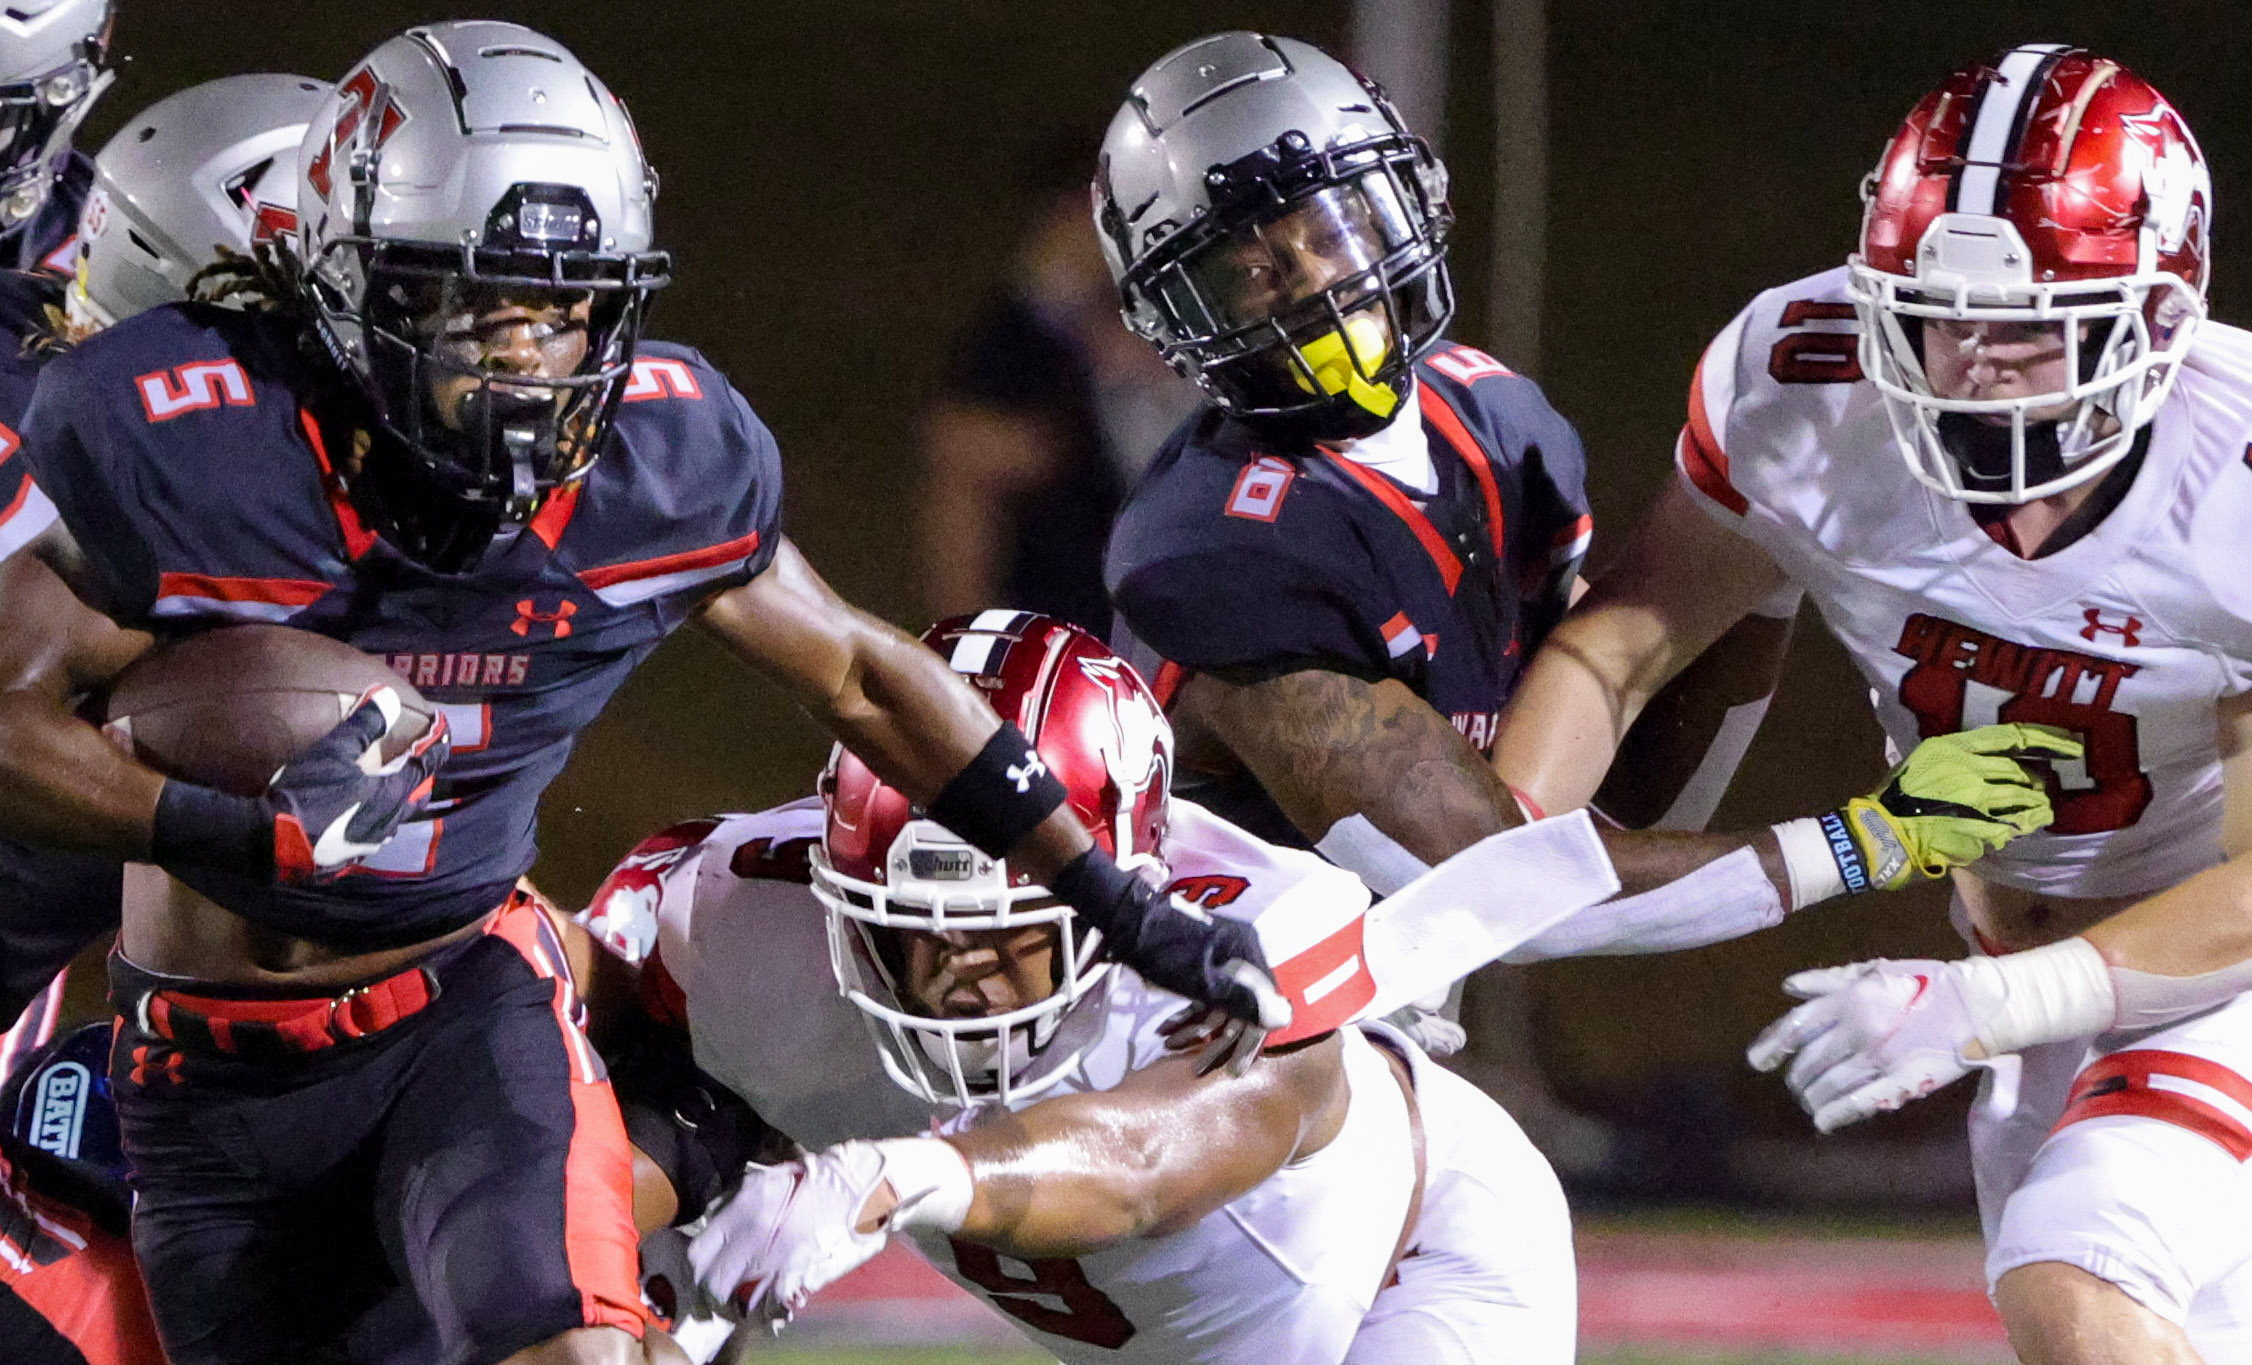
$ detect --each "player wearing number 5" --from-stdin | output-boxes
[1493,47,2252,1360]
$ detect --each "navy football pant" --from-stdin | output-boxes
[109,899,646,1365]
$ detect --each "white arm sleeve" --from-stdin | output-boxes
[1321,814,1793,962]
[1315,813,1432,895]
[1502,846,1785,962]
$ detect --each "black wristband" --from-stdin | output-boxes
[926,723,1069,859]
[150,780,269,876]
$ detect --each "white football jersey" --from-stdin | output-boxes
[588,798,1430,1365]
[1679,265,2252,898]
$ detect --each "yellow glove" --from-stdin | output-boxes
[1831,723,2083,892]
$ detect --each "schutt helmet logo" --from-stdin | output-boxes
[2080,608,2143,648]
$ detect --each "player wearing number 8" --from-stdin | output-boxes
[1494,45,2252,1360]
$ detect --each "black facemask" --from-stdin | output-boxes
[1935,414,2071,496]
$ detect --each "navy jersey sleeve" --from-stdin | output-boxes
[715,372,786,585]
[17,351,157,620]
[1508,379,1593,650]
[1111,545,1396,684]
[577,344,785,617]
[1107,442,1403,685]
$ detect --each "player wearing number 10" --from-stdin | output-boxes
[1495,45,2252,1360]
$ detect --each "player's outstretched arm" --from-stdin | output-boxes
[1494,476,1791,817]
[686,1034,1348,1321]
[698,540,1286,1030]
[1317,722,2077,966]
[1177,666,1525,865]
[1753,846,2252,1132]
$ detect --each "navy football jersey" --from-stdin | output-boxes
[5,151,89,277]
[0,270,62,563]
[0,265,123,1023]
[23,304,784,947]
[1106,342,1591,843]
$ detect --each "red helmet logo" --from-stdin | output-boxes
[822,612,1172,890]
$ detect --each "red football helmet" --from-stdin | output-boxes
[812,611,1174,1107]
[1849,45,2209,503]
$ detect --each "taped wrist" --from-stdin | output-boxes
[150,779,269,875]
[1960,937,2117,1056]
[1505,846,1785,962]
[875,1138,973,1234]
[1771,815,1857,908]
[926,724,1067,859]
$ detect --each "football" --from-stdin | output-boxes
[104,625,436,797]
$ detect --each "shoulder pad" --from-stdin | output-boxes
[571,340,785,605]
[579,817,724,968]
[1678,265,1864,521]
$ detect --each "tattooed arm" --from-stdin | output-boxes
[1173,667,1524,864]
[1175,665,1788,898]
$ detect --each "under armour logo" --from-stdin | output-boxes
[129,1044,183,1088]
[1006,749,1049,793]
[512,597,578,639]
[2079,608,2143,648]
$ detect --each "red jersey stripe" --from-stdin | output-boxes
[579,531,762,589]
[1678,352,1748,515]
[1419,387,1508,564]
[2055,1049,2252,1160]
[155,572,329,606]
[298,409,379,559]
[1321,453,1462,595]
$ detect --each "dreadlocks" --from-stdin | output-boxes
[185,240,303,315]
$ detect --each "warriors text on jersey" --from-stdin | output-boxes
[1679,265,2252,898]
[1106,344,1592,842]
[21,303,783,945]
[585,798,1575,1365]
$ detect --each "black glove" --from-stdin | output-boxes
[1048,849,1291,1031]
[151,687,450,885]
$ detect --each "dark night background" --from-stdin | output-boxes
[106,2,2252,1171]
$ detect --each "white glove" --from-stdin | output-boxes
[1747,958,1994,1133]
[686,1143,892,1327]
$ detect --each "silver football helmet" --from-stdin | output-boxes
[0,0,111,234]
[67,73,331,335]
[293,21,667,567]
[1095,32,1453,441]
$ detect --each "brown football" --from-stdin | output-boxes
[105,625,436,797]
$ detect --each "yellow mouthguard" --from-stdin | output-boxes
[1293,313,1399,418]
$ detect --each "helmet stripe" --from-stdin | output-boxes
[1950,44,2069,215]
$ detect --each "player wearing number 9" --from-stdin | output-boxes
[591,615,1577,1363]
[590,617,2062,1364]
[1492,44,2252,1364]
